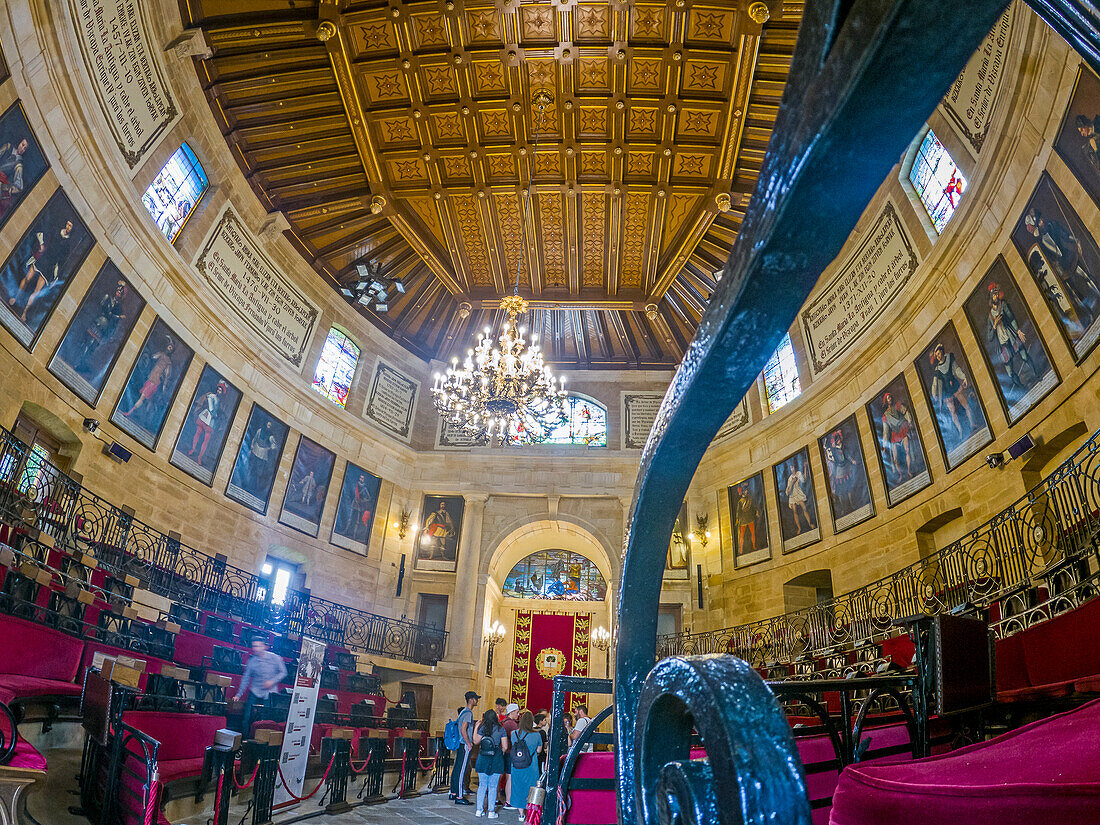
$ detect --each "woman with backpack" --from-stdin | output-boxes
[472,709,509,818]
[509,710,543,813]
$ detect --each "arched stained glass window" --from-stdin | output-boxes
[312,328,360,408]
[502,550,607,601]
[763,332,801,414]
[908,130,966,234]
[508,394,607,446]
[142,143,207,243]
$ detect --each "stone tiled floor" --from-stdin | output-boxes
[311,792,529,824]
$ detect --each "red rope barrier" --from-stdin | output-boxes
[417,753,438,771]
[350,749,375,775]
[275,754,337,802]
[233,760,260,790]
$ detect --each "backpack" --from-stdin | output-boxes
[510,732,533,769]
[478,726,499,757]
[444,713,463,750]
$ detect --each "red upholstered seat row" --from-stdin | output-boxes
[121,711,226,786]
[995,596,1100,701]
[0,614,85,704]
[829,699,1100,825]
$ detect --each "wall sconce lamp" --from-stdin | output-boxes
[692,514,711,549]
[592,625,612,675]
[392,507,415,539]
[485,620,506,677]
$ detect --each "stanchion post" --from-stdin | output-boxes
[321,737,352,814]
[251,742,279,825]
[208,745,235,825]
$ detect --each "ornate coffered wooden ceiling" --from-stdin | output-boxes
[181,0,802,368]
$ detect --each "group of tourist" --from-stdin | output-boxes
[449,691,595,817]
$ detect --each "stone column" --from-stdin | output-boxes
[449,494,488,665]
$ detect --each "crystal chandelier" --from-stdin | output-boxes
[432,91,567,443]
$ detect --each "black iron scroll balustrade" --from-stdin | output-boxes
[657,426,1100,668]
[0,424,447,665]
[614,1,1023,824]
[544,675,614,825]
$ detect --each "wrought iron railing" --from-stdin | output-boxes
[0,424,447,665]
[657,428,1100,667]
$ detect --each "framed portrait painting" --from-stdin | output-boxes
[331,462,382,555]
[1053,66,1100,209]
[865,373,932,506]
[108,318,194,450]
[48,261,145,406]
[913,321,993,471]
[962,257,1058,423]
[773,448,821,552]
[0,189,94,349]
[279,436,336,537]
[415,494,465,572]
[1010,172,1100,362]
[818,415,875,533]
[727,472,769,565]
[225,404,290,516]
[0,101,50,233]
[665,501,690,579]
[169,365,242,486]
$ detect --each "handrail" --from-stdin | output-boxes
[0,423,447,665]
[657,426,1100,666]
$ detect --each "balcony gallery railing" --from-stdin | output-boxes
[658,426,1100,666]
[0,423,447,665]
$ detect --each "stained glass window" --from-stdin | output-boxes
[908,130,966,234]
[312,328,360,408]
[763,333,801,414]
[502,550,607,601]
[142,144,208,243]
[508,394,607,446]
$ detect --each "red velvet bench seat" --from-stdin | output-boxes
[829,699,1100,825]
[0,614,84,706]
[121,711,225,787]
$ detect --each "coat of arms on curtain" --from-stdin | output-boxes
[510,610,592,712]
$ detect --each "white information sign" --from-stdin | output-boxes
[943,5,1015,153]
[194,205,319,369]
[621,392,665,450]
[273,637,326,810]
[70,0,180,170]
[363,358,419,442]
[436,417,484,450]
[800,203,919,376]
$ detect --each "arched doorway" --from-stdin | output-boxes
[480,519,616,711]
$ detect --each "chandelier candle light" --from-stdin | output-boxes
[432,90,568,443]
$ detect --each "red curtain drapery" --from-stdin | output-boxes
[510,610,591,712]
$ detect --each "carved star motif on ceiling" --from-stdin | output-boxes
[631,61,661,87]
[372,73,404,98]
[628,153,652,174]
[383,119,414,142]
[394,159,422,178]
[580,109,605,133]
[633,7,662,35]
[578,60,606,87]
[482,111,511,135]
[629,108,657,133]
[528,61,556,86]
[676,154,707,175]
[416,15,447,45]
[476,63,505,90]
[581,152,604,173]
[361,23,392,50]
[686,63,719,90]
[526,8,553,35]
[681,110,716,134]
[693,11,727,38]
[488,155,513,177]
[469,11,498,40]
[423,67,455,95]
[577,6,609,36]
[434,113,464,139]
